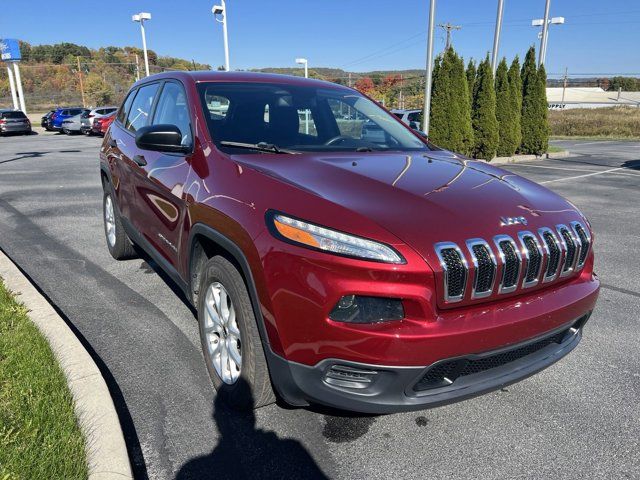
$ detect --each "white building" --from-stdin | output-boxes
[546,87,640,110]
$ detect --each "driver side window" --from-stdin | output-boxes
[152,81,193,148]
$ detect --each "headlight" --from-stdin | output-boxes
[267,212,404,264]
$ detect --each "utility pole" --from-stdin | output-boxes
[348,72,352,87]
[423,0,437,136]
[491,0,505,75]
[561,67,568,110]
[135,54,141,81]
[438,22,461,50]
[539,0,551,67]
[77,57,86,107]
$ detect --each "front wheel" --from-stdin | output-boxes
[198,256,275,410]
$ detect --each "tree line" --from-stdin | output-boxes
[426,45,549,159]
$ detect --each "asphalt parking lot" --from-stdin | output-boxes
[0,132,639,480]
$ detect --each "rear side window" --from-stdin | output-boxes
[152,82,192,147]
[117,91,136,124]
[69,109,83,116]
[125,83,160,132]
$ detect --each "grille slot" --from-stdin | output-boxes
[494,236,520,293]
[467,240,496,298]
[519,233,543,287]
[572,222,590,269]
[558,226,577,274]
[435,243,468,302]
[540,229,561,280]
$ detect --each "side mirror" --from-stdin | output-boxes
[413,128,428,139]
[135,124,190,153]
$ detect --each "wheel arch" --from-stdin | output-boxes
[187,223,273,350]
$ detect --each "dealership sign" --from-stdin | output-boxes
[0,38,21,61]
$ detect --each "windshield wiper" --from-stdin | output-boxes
[219,141,299,154]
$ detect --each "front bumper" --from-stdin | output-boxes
[269,313,590,414]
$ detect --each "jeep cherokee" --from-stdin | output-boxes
[99,72,599,413]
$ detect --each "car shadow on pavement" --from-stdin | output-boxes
[622,159,640,170]
[175,379,329,480]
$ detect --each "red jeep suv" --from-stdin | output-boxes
[100,72,599,413]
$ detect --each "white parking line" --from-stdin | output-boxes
[509,163,640,178]
[540,167,628,184]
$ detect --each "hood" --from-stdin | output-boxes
[233,150,583,261]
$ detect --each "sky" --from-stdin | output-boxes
[1,0,639,78]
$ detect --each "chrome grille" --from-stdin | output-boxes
[434,243,468,303]
[435,222,590,304]
[494,235,521,293]
[557,224,578,276]
[519,232,543,287]
[540,228,561,281]
[466,239,496,298]
[572,221,591,270]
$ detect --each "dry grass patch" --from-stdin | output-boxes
[549,106,640,139]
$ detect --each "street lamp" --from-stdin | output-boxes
[532,16,564,66]
[212,1,230,71]
[132,12,151,77]
[295,58,310,134]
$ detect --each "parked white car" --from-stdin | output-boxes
[391,109,423,131]
[61,111,89,135]
[85,106,118,126]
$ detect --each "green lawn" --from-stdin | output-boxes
[0,281,87,480]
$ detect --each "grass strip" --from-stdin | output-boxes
[0,280,87,480]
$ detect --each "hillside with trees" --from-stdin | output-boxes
[0,41,210,109]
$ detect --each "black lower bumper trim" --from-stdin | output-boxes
[266,313,590,414]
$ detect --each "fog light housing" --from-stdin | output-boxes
[329,295,404,323]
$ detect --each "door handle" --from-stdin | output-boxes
[107,138,117,147]
[133,155,147,166]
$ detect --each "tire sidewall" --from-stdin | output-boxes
[198,258,256,409]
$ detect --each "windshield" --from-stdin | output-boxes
[197,82,429,153]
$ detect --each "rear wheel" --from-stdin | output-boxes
[102,189,136,260]
[198,256,275,410]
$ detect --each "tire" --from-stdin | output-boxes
[64,128,72,135]
[102,188,136,260]
[198,255,275,410]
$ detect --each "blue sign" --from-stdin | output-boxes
[0,39,21,62]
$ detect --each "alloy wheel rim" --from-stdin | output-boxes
[203,282,242,384]
[104,195,116,247]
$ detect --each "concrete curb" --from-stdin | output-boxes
[488,150,572,164]
[0,250,133,480]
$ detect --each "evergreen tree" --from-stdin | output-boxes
[520,46,548,154]
[495,58,518,156]
[466,59,476,104]
[428,48,474,155]
[471,55,499,160]
[537,63,550,153]
[508,56,523,151]
[454,53,474,155]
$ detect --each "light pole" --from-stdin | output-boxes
[132,12,152,77]
[491,0,505,75]
[212,1,230,71]
[295,57,310,134]
[423,0,436,136]
[532,15,564,66]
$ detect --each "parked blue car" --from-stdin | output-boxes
[47,107,87,131]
